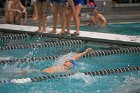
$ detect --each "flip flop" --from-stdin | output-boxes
[71,32,79,36]
[48,30,56,34]
[34,30,42,33]
[64,32,71,36]
[64,31,70,35]
[58,32,71,36]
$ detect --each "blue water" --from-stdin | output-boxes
[0,37,60,46]
[71,23,140,36]
[0,42,120,58]
[0,50,140,93]
[0,36,140,93]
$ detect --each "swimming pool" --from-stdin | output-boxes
[71,22,140,36]
[0,35,140,93]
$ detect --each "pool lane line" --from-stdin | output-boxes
[0,40,83,50]
[0,47,140,64]
[0,66,140,84]
[1,28,140,47]
[83,46,140,57]
[0,34,29,41]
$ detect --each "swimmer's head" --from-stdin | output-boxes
[63,60,73,69]
[88,1,95,7]
[63,60,78,69]
[93,8,99,14]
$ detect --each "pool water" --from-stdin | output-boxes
[0,41,121,58]
[71,23,140,36]
[0,52,140,93]
[0,36,140,93]
[0,37,60,46]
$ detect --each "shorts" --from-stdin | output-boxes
[74,0,84,6]
[52,0,68,5]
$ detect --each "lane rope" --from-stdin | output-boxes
[0,66,139,84]
[0,34,29,41]
[0,40,83,50]
[0,47,139,64]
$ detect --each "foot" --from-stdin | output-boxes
[35,27,43,32]
[32,17,38,20]
[71,32,79,36]
[35,29,42,33]
[65,31,70,35]
[58,31,71,36]
[40,29,46,33]
[48,30,56,34]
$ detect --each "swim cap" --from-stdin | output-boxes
[69,60,78,68]
[88,2,95,7]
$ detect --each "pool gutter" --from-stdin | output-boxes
[0,24,140,47]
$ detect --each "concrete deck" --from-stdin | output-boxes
[0,24,140,46]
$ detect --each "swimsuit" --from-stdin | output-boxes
[69,60,78,68]
[88,1,96,16]
[73,0,84,6]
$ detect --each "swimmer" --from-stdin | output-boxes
[5,48,93,76]
[48,0,69,35]
[88,8,107,27]
[42,48,93,73]
[66,0,84,36]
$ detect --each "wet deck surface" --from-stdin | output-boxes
[0,24,140,45]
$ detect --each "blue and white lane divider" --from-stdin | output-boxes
[0,66,140,84]
[0,34,29,41]
[0,40,83,50]
[0,47,140,64]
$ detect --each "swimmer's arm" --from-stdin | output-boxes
[98,14,107,26]
[15,69,40,75]
[90,16,96,25]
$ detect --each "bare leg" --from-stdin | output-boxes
[41,1,47,32]
[18,13,25,25]
[66,7,72,33]
[37,1,42,32]
[32,1,38,20]
[73,4,82,34]
[6,12,14,24]
[59,4,67,34]
[19,18,24,25]
[72,48,93,60]
[49,3,58,34]
[15,12,22,25]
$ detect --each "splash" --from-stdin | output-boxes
[116,73,140,93]
[0,64,39,78]
[0,56,13,61]
[53,52,77,65]
[70,72,97,85]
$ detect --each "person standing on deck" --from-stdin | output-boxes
[36,0,47,32]
[66,0,84,36]
[31,0,38,20]
[48,0,68,35]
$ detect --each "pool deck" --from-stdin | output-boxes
[0,24,140,46]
